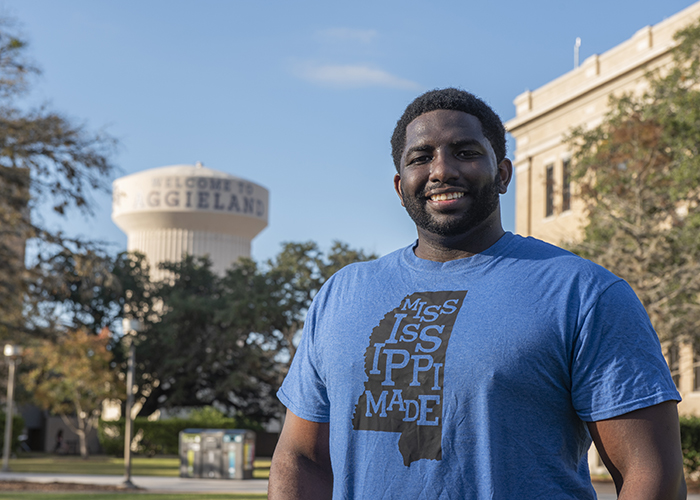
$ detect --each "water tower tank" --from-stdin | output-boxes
[112,163,268,280]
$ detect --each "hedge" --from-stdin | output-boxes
[0,413,25,454]
[103,413,700,466]
[681,416,700,474]
[98,416,263,457]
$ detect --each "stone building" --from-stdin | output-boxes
[505,2,700,427]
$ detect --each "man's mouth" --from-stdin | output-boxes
[428,192,465,202]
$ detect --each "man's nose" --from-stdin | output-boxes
[429,152,459,183]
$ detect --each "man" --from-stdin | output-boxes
[269,88,685,499]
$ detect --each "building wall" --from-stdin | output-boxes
[44,415,101,455]
[665,339,700,416]
[506,2,700,419]
[507,2,700,245]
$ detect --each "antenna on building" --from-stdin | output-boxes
[574,37,581,68]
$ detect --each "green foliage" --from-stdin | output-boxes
[566,18,700,342]
[133,255,279,420]
[261,241,377,365]
[132,241,376,420]
[0,413,24,452]
[22,329,120,416]
[188,406,237,426]
[21,329,121,458]
[34,251,153,337]
[98,411,263,457]
[0,15,117,343]
[680,416,700,474]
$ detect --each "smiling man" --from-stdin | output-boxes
[268,88,685,499]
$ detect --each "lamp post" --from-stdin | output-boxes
[122,319,142,489]
[2,344,22,472]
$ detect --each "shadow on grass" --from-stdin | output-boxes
[9,454,272,479]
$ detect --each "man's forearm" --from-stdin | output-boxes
[614,469,686,500]
[268,450,333,500]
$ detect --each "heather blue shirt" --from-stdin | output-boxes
[278,233,680,499]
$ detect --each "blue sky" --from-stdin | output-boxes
[5,0,698,262]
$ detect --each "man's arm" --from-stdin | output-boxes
[268,409,333,500]
[587,400,686,499]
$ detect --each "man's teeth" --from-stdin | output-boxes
[430,192,464,201]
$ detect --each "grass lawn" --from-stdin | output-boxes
[7,455,272,479]
[1,495,267,500]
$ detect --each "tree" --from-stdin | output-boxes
[133,254,279,419]
[262,240,377,368]
[566,18,700,343]
[21,328,121,458]
[31,250,154,337]
[0,16,117,343]
[133,241,376,420]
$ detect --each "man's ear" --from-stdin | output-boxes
[497,158,513,194]
[393,173,405,207]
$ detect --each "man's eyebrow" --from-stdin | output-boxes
[450,138,483,149]
[404,144,434,156]
[404,138,486,158]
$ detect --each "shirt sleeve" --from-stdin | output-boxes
[571,280,681,422]
[277,294,331,423]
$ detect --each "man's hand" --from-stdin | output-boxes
[587,401,686,499]
[268,409,333,500]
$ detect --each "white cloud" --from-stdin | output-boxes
[295,62,421,90]
[317,28,377,44]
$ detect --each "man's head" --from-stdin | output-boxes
[391,89,512,246]
[391,88,506,172]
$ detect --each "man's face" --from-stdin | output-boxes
[394,109,510,238]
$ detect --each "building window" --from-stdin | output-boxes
[668,343,681,388]
[545,164,554,217]
[562,158,571,212]
[693,343,700,392]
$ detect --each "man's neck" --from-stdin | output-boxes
[413,216,506,263]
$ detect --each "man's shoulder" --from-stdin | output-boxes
[509,233,594,262]
[508,233,576,257]
[310,246,408,310]
[505,234,620,284]
[327,245,407,282]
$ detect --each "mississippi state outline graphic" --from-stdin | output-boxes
[352,290,467,466]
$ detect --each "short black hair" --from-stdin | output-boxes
[391,88,506,172]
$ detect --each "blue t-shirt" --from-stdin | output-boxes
[278,233,680,499]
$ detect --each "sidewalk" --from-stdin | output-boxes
[0,471,269,494]
[592,481,700,500]
[1,472,698,498]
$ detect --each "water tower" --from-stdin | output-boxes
[112,163,268,280]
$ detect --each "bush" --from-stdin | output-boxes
[681,416,700,474]
[98,409,263,457]
[0,413,25,453]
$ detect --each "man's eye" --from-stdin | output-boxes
[409,155,431,165]
[457,150,479,159]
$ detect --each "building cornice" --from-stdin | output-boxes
[506,2,700,133]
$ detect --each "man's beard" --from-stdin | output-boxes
[401,173,501,238]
